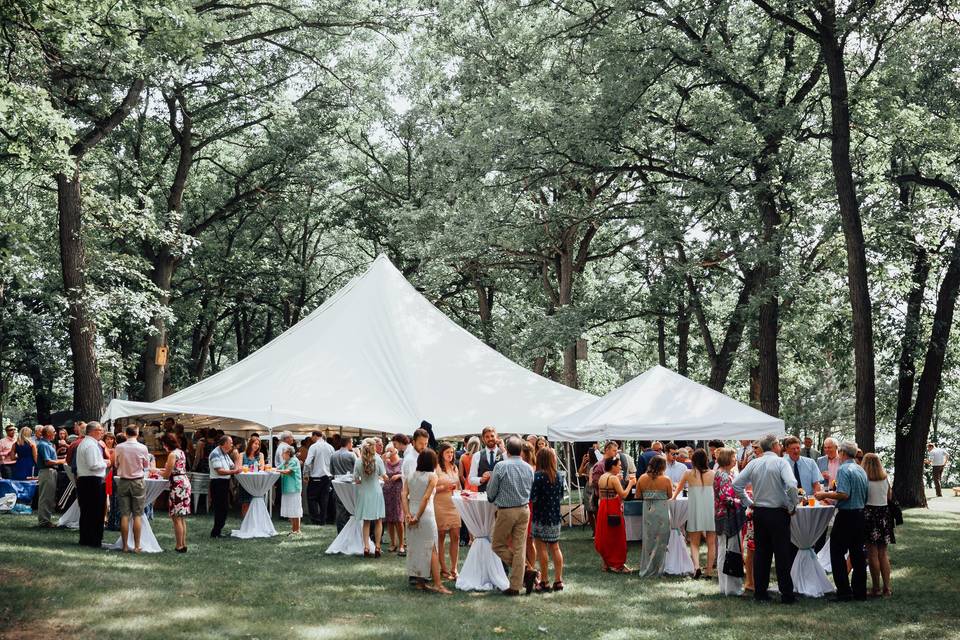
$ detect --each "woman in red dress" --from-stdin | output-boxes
[594,456,636,573]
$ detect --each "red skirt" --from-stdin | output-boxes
[594,497,627,569]
[105,469,114,496]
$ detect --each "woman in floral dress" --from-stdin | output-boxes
[160,434,192,552]
[383,445,406,554]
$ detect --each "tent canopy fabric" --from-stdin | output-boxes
[102,255,595,438]
[547,365,785,442]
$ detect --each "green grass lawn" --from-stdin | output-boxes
[1,505,958,640]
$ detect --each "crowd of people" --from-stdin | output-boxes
[580,434,901,603]
[1,417,945,603]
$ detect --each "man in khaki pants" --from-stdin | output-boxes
[488,437,536,595]
[114,425,151,552]
[36,426,65,527]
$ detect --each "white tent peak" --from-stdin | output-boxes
[103,254,596,437]
[548,365,784,442]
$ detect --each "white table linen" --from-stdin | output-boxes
[452,492,509,591]
[326,477,367,555]
[105,479,168,553]
[231,472,280,539]
[790,504,836,597]
[623,500,642,541]
[664,497,695,575]
[58,500,80,529]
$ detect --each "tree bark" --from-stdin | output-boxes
[141,250,175,401]
[820,15,877,452]
[657,313,667,366]
[755,160,782,417]
[676,299,689,376]
[57,171,104,419]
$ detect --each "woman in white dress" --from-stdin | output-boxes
[672,448,716,578]
[353,438,387,557]
[402,448,450,594]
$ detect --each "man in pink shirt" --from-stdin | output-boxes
[114,425,151,552]
[0,425,17,479]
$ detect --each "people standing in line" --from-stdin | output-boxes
[278,446,303,535]
[0,424,17,479]
[594,456,635,574]
[353,438,387,557]
[733,434,798,604]
[35,426,65,528]
[303,433,335,526]
[382,444,406,554]
[329,436,355,532]
[209,435,242,538]
[530,446,566,591]
[815,440,869,601]
[158,434,191,552]
[468,427,503,492]
[714,447,744,596]
[801,437,820,460]
[403,429,431,482]
[402,448,450,594]
[12,426,37,480]
[861,452,894,597]
[636,455,672,577]
[673,448,716,579]
[488,437,537,595]
[434,443,462,579]
[114,425,151,553]
[76,422,108,547]
[925,442,949,498]
[238,437,264,517]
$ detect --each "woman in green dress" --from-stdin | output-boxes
[637,455,672,577]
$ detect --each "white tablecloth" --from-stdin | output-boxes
[105,479,168,553]
[326,478,367,555]
[231,472,280,539]
[452,492,509,591]
[790,504,836,597]
[58,500,80,529]
[665,497,695,575]
[623,501,642,541]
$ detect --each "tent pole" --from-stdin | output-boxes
[565,442,574,528]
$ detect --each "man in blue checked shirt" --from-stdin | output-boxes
[488,436,536,595]
[816,440,869,601]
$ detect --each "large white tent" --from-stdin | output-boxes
[102,254,596,438]
[547,365,784,442]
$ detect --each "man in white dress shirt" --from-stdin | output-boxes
[402,429,430,482]
[76,422,108,547]
[926,442,950,497]
[664,442,688,487]
[303,434,334,525]
[468,427,504,492]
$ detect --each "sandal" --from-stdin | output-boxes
[552,581,564,591]
[534,580,552,593]
[398,547,407,557]
[882,588,892,597]
[375,548,382,558]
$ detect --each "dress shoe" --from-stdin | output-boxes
[502,589,521,596]
[524,569,540,595]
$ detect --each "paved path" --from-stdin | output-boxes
[925,489,960,513]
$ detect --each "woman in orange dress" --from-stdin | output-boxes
[594,456,636,573]
[434,443,462,580]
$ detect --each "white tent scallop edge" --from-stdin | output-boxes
[547,365,784,442]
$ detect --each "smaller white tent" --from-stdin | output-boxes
[547,365,784,442]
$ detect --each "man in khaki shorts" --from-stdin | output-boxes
[114,425,151,552]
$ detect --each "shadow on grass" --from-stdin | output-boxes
[1,508,959,639]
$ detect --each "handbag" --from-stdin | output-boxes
[888,498,903,526]
[607,513,622,527]
[722,549,744,578]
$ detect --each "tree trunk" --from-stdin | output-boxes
[57,171,103,419]
[820,20,877,452]
[142,250,175,401]
[657,313,667,366]
[26,354,52,424]
[756,165,782,417]
[676,299,689,376]
[895,226,960,507]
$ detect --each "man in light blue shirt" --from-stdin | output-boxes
[488,437,536,595]
[783,436,823,496]
[733,434,797,604]
[815,441,868,601]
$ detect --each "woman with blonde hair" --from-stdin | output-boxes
[458,436,481,492]
[862,453,894,596]
[353,437,387,557]
[12,426,37,480]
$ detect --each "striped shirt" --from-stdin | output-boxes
[835,459,868,510]
[486,456,534,509]
[209,446,235,480]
